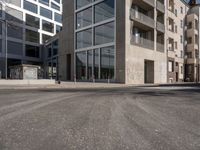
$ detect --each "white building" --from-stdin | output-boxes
[0,0,62,78]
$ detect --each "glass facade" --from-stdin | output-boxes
[75,0,115,81]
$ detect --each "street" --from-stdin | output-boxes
[0,86,200,150]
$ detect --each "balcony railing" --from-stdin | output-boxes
[157,1,165,13]
[157,21,165,33]
[157,42,165,52]
[130,9,155,28]
[131,35,154,50]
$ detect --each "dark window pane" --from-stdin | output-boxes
[87,50,93,80]
[8,25,23,39]
[100,46,114,79]
[39,0,49,6]
[76,29,92,49]
[95,22,114,45]
[94,49,99,79]
[42,20,54,33]
[7,41,23,55]
[95,0,115,23]
[26,29,39,43]
[76,51,86,80]
[25,44,40,58]
[42,34,52,43]
[26,14,40,28]
[76,7,92,29]
[56,25,62,33]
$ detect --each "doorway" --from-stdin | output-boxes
[144,60,154,84]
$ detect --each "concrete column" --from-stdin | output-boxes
[154,1,157,51]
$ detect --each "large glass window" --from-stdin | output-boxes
[24,1,37,14]
[54,13,62,23]
[94,49,99,79]
[51,2,60,11]
[42,34,52,43]
[100,46,114,79]
[25,29,39,43]
[25,45,40,58]
[76,7,92,29]
[76,28,92,49]
[95,0,115,23]
[7,41,23,55]
[76,0,92,9]
[8,25,23,39]
[94,22,114,45]
[87,50,93,80]
[56,25,62,33]
[40,7,52,19]
[76,51,87,80]
[26,14,40,29]
[42,20,54,33]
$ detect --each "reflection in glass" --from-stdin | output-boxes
[100,46,114,79]
[87,50,93,80]
[76,51,86,80]
[95,0,115,23]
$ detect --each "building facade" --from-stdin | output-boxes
[0,0,62,78]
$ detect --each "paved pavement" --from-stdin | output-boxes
[0,86,200,150]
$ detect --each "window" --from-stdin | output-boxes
[181,20,183,28]
[186,52,192,58]
[51,2,60,11]
[94,22,114,45]
[76,28,92,49]
[188,22,192,29]
[26,29,39,43]
[8,25,23,39]
[76,7,92,29]
[24,1,37,14]
[94,49,99,79]
[40,7,52,19]
[181,7,183,14]
[56,25,62,33]
[94,0,115,23]
[6,0,21,7]
[100,46,114,79]
[76,0,92,9]
[187,37,192,44]
[7,41,23,55]
[53,40,58,55]
[42,34,52,43]
[39,0,49,6]
[26,45,40,58]
[26,14,40,29]
[175,42,177,49]
[195,49,199,58]
[76,51,87,80]
[168,61,174,72]
[42,20,54,33]
[87,50,93,80]
[54,13,62,23]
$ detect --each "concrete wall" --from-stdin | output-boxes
[115,0,126,83]
[124,0,167,84]
[59,0,74,81]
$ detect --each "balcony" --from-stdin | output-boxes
[157,1,165,13]
[143,0,155,7]
[131,35,154,50]
[130,9,155,29]
[157,21,165,33]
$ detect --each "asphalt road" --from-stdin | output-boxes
[0,86,200,150]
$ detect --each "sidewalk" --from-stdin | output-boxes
[0,81,199,90]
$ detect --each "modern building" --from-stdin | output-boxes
[58,0,200,84]
[0,0,62,78]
